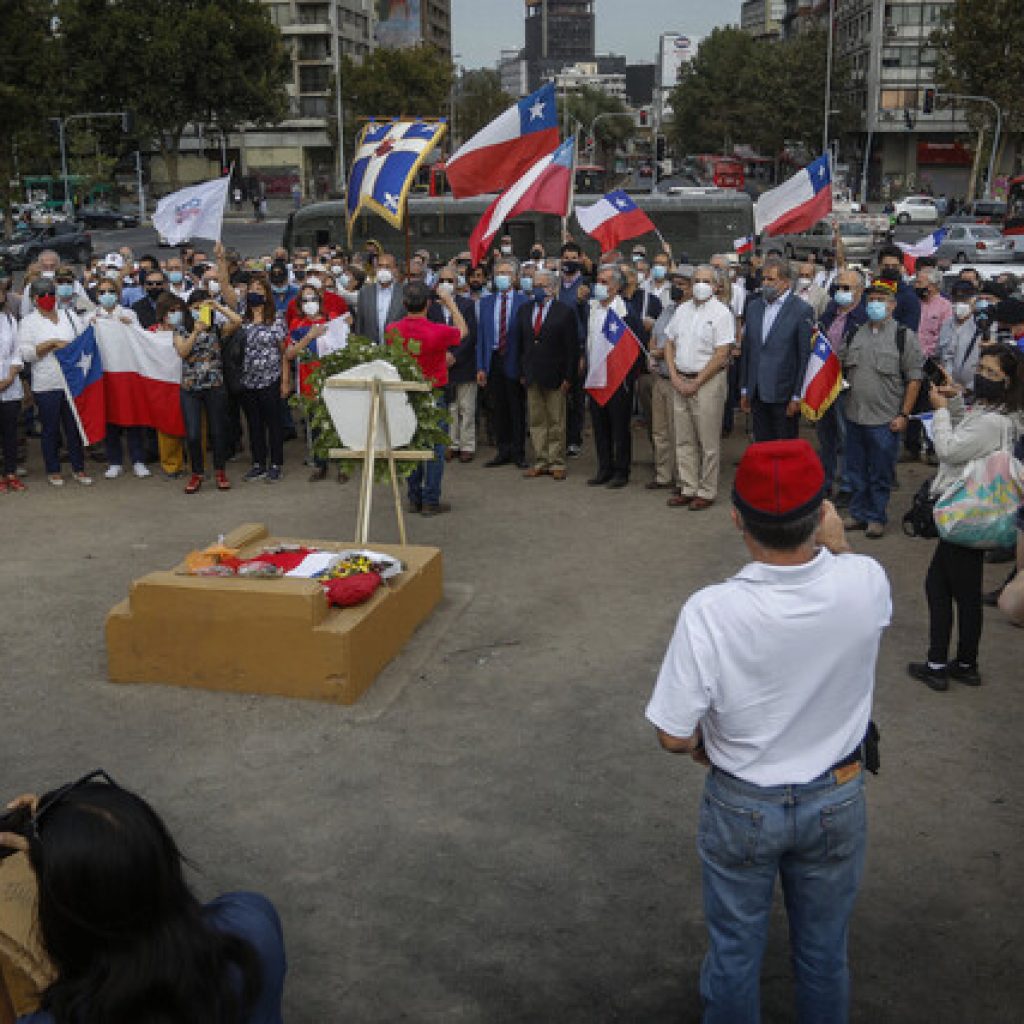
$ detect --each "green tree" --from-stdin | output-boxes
[560,86,632,167]
[932,0,1024,179]
[0,0,59,235]
[341,44,454,141]
[668,26,853,161]
[55,0,290,189]
[454,70,511,147]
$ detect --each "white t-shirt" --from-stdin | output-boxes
[665,296,735,373]
[0,312,24,402]
[17,309,84,393]
[646,548,891,786]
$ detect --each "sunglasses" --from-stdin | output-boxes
[31,769,119,845]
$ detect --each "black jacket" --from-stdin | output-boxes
[427,295,477,384]
[516,298,579,390]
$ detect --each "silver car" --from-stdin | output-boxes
[936,224,1015,264]
[778,219,877,262]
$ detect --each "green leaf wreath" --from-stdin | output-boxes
[291,329,448,482]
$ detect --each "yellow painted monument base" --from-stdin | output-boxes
[105,524,443,705]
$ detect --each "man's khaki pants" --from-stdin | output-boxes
[450,381,477,453]
[651,374,676,486]
[672,371,728,500]
[527,384,567,471]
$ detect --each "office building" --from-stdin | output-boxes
[524,0,596,92]
[625,63,656,108]
[555,62,627,103]
[741,0,786,41]
[498,48,529,98]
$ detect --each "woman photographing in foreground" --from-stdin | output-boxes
[0,771,285,1024]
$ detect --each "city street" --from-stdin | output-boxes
[3,424,1021,1022]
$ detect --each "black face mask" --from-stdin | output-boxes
[146,285,164,299]
[469,281,483,293]
[562,261,579,276]
[670,286,686,303]
[973,374,1007,404]
[915,286,931,300]
[531,249,543,260]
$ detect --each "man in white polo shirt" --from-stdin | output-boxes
[663,263,735,510]
[646,439,891,1024]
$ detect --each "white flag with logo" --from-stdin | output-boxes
[152,176,230,245]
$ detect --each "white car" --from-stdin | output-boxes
[893,195,939,225]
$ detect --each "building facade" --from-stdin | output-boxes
[741,0,786,41]
[554,62,627,103]
[524,0,596,92]
[498,48,529,99]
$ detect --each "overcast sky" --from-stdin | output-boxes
[451,0,743,69]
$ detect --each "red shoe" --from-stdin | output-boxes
[215,470,231,490]
[6,475,26,492]
[184,473,203,494]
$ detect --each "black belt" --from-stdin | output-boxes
[679,371,699,379]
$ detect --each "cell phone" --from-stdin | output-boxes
[922,356,946,387]
[0,805,31,860]
[199,305,213,327]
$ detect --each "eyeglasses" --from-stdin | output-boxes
[31,769,119,845]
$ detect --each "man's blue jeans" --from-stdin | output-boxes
[408,397,447,507]
[845,420,900,525]
[698,766,866,1024]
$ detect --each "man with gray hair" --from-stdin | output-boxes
[663,265,736,509]
[739,256,815,442]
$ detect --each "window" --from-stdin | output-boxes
[880,88,919,110]
[298,36,330,60]
[299,66,330,93]
[299,96,328,117]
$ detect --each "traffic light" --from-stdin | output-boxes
[922,88,936,114]
[656,136,666,162]
[639,110,648,127]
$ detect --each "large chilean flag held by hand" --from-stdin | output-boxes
[585,309,640,406]
[445,83,560,199]
[575,190,657,254]
[754,154,833,237]
[55,326,107,445]
[469,137,575,266]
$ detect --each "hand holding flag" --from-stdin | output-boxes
[576,191,657,254]
[585,309,640,406]
[54,326,106,444]
[799,327,843,422]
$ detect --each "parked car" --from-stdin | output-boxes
[945,200,1007,226]
[79,205,139,229]
[0,220,93,269]
[893,195,940,225]
[935,224,1015,264]
[777,218,878,262]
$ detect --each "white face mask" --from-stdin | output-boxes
[330,265,343,276]
[376,268,394,287]
[306,276,322,290]
[692,282,714,302]
[954,301,972,320]
[302,300,320,317]
[500,245,513,256]
[205,280,220,295]
[797,277,812,290]
[438,282,455,297]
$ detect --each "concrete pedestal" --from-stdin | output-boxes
[105,524,443,705]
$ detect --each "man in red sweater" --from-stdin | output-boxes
[387,281,467,515]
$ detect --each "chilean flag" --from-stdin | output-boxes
[585,309,640,406]
[95,320,185,436]
[469,137,575,267]
[575,190,657,254]
[897,227,949,274]
[754,154,833,237]
[799,327,843,422]
[54,326,107,445]
[292,319,349,397]
[734,236,754,255]
[445,83,560,199]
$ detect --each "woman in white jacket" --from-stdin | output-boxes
[909,343,1023,691]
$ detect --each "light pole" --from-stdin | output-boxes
[938,92,1002,199]
[54,111,131,215]
[449,54,462,152]
[822,0,834,157]
[330,2,346,191]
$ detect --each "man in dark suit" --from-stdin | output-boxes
[131,269,167,329]
[516,269,579,480]
[740,256,814,442]
[428,268,478,462]
[354,253,405,343]
[476,261,529,468]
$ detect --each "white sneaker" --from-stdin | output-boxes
[105,465,124,479]
[132,462,152,478]
[48,475,64,487]
[73,472,93,486]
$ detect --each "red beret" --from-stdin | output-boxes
[732,440,826,524]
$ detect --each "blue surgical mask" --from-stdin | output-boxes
[519,275,533,293]
[494,274,512,292]
[98,291,118,309]
[167,310,183,327]
[593,283,609,302]
[56,283,74,299]
[652,265,668,281]
[866,300,887,322]
[168,270,184,285]
[975,299,990,312]
[834,289,854,307]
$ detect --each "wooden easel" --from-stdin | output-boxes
[326,376,434,545]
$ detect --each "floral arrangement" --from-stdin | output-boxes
[291,330,447,482]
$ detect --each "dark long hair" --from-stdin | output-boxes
[29,782,262,1024]
[981,343,1024,412]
